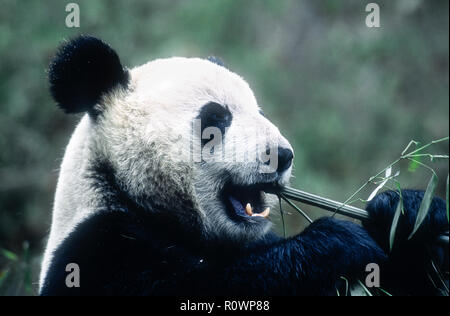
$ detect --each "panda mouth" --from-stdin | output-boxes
[221,183,273,220]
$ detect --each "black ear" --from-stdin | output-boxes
[49,35,129,114]
[206,56,226,68]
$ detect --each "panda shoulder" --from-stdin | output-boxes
[40,210,160,295]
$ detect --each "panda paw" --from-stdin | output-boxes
[363,189,448,251]
[301,217,387,279]
[363,190,449,295]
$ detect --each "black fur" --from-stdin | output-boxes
[40,211,385,296]
[197,102,233,148]
[206,56,226,68]
[48,36,129,115]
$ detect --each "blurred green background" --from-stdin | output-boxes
[0,0,448,295]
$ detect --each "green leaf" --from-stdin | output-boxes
[340,276,349,296]
[389,191,403,252]
[278,197,287,238]
[408,157,421,172]
[357,279,373,296]
[377,287,393,296]
[368,167,392,201]
[1,249,18,261]
[408,172,438,239]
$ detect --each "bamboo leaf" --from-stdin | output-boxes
[1,249,18,261]
[357,279,373,296]
[367,167,392,201]
[377,288,393,296]
[340,276,349,296]
[408,157,421,172]
[278,197,287,238]
[386,166,392,177]
[389,191,403,252]
[408,172,438,239]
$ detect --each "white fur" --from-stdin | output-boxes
[40,115,100,288]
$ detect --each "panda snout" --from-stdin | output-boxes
[276,147,294,173]
[260,146,294,175]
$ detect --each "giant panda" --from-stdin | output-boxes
[39,36,448,296]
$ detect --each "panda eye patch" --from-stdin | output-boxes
[197,102,232,137]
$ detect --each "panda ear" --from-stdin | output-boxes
[48,35,129,114]
[206,56,227,68]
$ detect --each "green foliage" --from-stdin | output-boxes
[0,243,35,295]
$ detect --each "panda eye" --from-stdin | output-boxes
[198,102,232,132]
[211,112,227,121]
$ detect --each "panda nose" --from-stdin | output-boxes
[277,147,294,173]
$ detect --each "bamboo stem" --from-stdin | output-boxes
[279,186,369,221]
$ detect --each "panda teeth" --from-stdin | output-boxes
[245,203,253,216]
[245,203,270,218]
[251,207,270,218]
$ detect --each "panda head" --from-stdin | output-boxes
[49,36,294,243]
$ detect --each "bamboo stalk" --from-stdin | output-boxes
[264,186,449,247]
[280,186,369,221]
